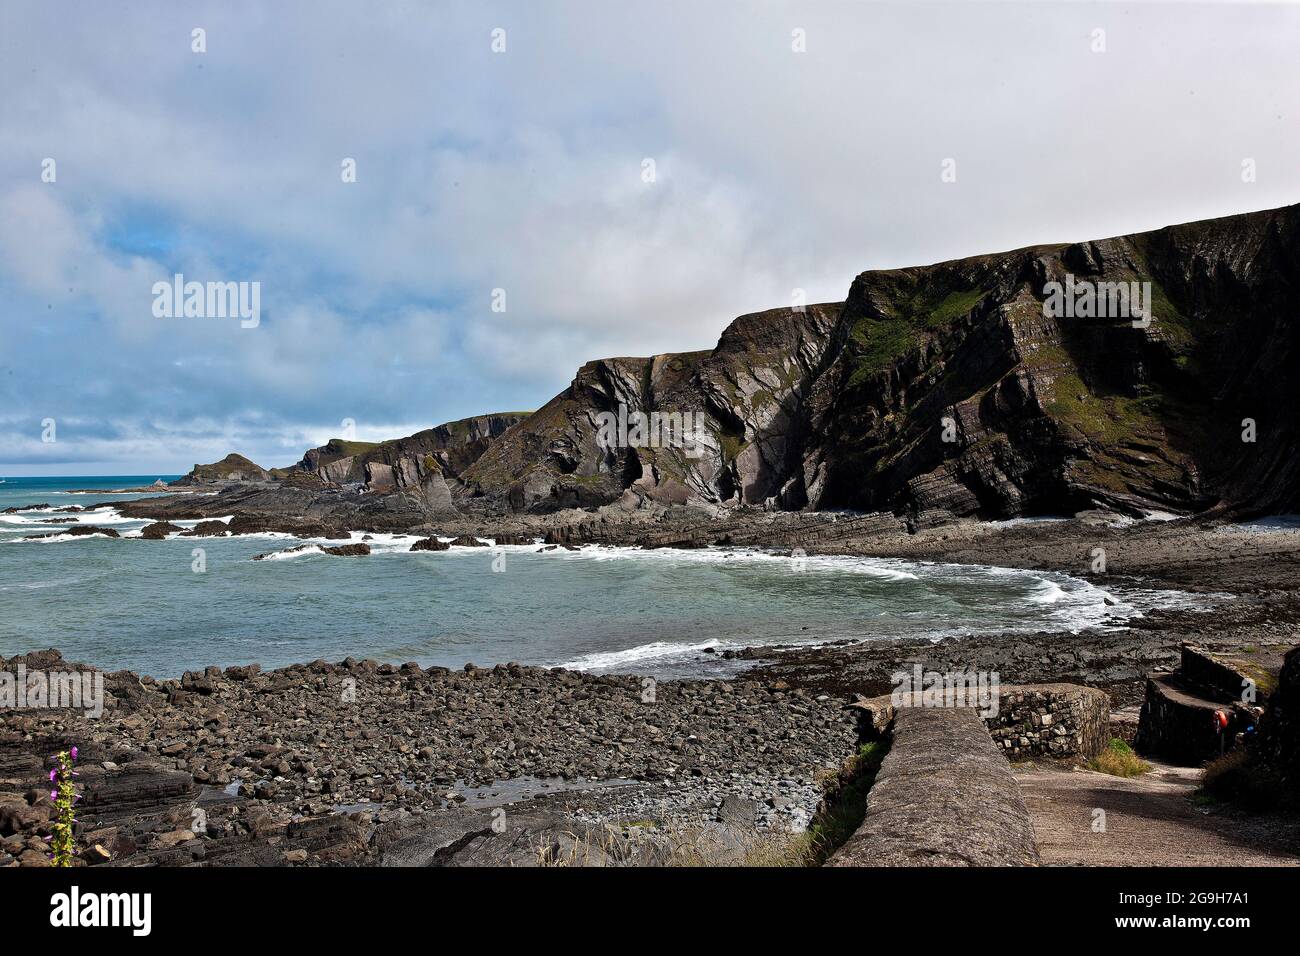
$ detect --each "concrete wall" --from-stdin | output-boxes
[828,707,1041,866]
[830,683,1112,867]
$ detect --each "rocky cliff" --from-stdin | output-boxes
[281,413,529,494]
[174,203,1300,522]
[461,304,842,511]
[171,453,272,485]
[171,415,529,517]
[463,202,1300,518]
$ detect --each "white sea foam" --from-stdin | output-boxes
[538,543,922,581]
[1026,578,1067,604]
[14,531,120,544]
[172,515,234,526]
[0,575,95,591]
[257,544,326,561]
[559,639,734,671]
[989,515,1073,527]
[1,507,141,529]
[66,510,142,526]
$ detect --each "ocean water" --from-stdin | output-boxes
[0,476,1191,679]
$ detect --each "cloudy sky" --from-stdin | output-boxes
[2,1,1298,475]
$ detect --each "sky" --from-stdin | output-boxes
[1,0,1298,475]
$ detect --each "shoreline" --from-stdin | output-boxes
[4,500,1296,681]
[0,520,1205,682]
[5,506,1300,866]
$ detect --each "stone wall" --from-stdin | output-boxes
[985,684,1111,760]
[848,683,1111,761]
[1134,674,1231,765]
[1134,645,1274,766]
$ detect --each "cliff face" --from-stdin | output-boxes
[463,203,1300,518]
[804,203,1300,519]
[460,303,841,511]
[283,413,530,501]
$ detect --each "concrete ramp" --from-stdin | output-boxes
[828,707,1041,866]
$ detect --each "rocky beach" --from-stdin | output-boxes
[4,506,1299,867]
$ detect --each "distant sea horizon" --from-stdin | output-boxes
[0,474,184,484]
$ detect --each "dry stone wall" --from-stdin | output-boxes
[849,683,1111,760]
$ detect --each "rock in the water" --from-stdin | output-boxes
[181,520,229,537]
[321,543,370,557]
[140,521,184,539]
[409,536,450,552]
[23,526,120,540]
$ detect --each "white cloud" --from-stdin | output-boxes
[1,0,1298,472]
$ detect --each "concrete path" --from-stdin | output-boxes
[1014,760,1300,866]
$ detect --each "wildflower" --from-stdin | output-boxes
[48,748,78,867]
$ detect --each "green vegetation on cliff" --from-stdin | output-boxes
[845,275,989,387]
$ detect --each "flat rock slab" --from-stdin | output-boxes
[828,707,1040,866]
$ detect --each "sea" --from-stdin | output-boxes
[0,475,1195,680]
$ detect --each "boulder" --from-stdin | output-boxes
[23,526,120,540]
[409,537,450,552]
[140,521,184,539]
[321,543,370,557]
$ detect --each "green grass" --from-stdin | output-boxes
[804,741,888,864]
[844,279,987,388]
[1047,375,1167,446]
[330,439,379,454]
[846,317,917,386]
[1127,239,1198,349]
[313,438,380,465]
[1088,738,1151,778]
[926,288,987,328]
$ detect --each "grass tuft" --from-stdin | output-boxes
[1088,738,1151,778]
